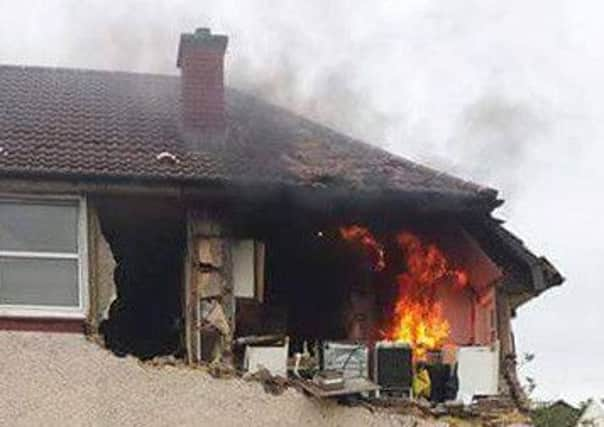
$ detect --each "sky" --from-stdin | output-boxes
[1,0,602,403]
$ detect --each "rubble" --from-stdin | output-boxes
[244,368,289,395]
[362,395,531,426]
[146,355,183,368]
[208,360,237,379]
[2,331,450,427]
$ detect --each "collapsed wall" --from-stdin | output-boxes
[83,196,535,409]
[88,197,186,359]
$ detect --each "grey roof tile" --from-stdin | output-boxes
[0,64,497,206]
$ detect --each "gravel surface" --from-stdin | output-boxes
[0,331,446,427]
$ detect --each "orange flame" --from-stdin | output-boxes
[387,231,468,359]
[339,225,385,271]
[338,226,469,360]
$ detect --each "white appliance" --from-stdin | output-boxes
[243,338,289,377]
[321,341,369,379]
[456,342,499,401]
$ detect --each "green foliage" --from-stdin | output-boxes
[531,401,581,427]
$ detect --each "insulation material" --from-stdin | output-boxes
[202,300,230,336]
[457,343,499,400]
[197,271,226,299]
[197,238,224,268]
[87,203,117,329]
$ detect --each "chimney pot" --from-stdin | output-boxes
[194,27,211,38]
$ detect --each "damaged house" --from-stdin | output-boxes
[0,28,562,406]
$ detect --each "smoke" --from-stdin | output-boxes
[444,93,550,200]
[2,0,604,402]
[233,54,399,146]
[0,0,545,192]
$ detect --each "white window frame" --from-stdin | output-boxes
[0,194,88,319]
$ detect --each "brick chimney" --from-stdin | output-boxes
[177,28,228,131]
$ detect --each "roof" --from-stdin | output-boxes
[463,217,564,304]
[577,401,604,427]
[0,64,498,211]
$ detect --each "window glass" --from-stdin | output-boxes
[0,257,79,307]
[0,201,78,253]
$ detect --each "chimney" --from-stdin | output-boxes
[177,28,228,131]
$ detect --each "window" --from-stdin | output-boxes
[0,196,88,318]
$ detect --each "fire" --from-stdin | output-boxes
[339,225,385,271]
[339,226,469,360]
[390,297,450,358]
[387,232,468,359]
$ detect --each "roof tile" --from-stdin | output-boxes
[0,64,495,204]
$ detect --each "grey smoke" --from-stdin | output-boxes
[1,0,603,403]
[445,94,550,197]
[233,56,399,146]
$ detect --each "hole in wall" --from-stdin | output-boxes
[96,197,186,360]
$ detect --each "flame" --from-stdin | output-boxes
[338,226,469,360]
[387,231,469,360]
[339,225,385,271]
[390,297,450,359]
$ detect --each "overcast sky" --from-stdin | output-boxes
[1,0,602,403]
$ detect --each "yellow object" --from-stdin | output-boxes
[412,367,431,398]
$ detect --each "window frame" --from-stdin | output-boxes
[0,194,88,319]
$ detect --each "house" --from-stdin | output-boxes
[577,401,604,427]
[0,28,562,403]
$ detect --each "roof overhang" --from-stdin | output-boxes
[463,217,564,308]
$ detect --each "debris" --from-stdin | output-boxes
[443,400,466,418]
[146,355,182,367]
[368,396,433,419]
[208,360,236,379]
[234,334,286,347]
[244,338,289,377]
[431,403,448,417]
[502,353,531,412]
[202,300,230,336]
[313,370,345,391]
[297,377,380,399]
[245,368,289,395]
[415,397,432,412]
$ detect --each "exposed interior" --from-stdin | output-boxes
[96,197,186,359]
[235,219,502,359]
[90,193,503,369]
